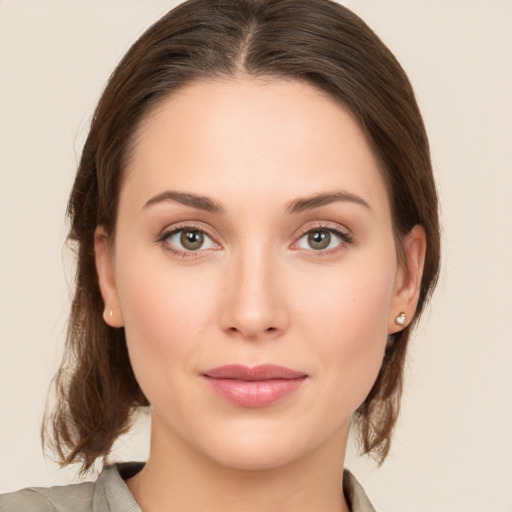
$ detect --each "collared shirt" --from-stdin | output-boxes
[0,462,376,512]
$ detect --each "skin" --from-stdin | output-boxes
[95,77,426,512]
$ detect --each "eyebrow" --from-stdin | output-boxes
[142,189,371,215]
[286,191,372,214]
[142,190,225,214]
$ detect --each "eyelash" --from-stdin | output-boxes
[156,222,218,259]
[294,223,353,256]
[156,222,353,259]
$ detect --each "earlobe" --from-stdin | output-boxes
[94,226,124,328]
[388,225,427,334]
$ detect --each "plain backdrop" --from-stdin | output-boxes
[1,1,511,510]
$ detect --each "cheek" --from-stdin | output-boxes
[295,253,395,340]
[292,253,396,406]
[114,251,219,387]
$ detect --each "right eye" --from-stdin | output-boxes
[159,226,219,256]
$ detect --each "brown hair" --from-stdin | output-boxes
[44,0,440,472]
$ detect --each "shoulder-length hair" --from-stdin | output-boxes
[44,0,440,473]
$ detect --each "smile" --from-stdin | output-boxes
[202,364,308,408]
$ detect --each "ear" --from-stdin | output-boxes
[388,225,427,334]
[94,226,124,328]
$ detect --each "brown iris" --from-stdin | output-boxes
[307,230,331,250]
[180,230,204,250]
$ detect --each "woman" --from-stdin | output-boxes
[0,0,440,510]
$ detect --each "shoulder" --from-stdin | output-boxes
[0,463,144,512]
[0,481,95,512]
[343,469,377,512]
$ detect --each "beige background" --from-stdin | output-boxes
[1,1,511,510]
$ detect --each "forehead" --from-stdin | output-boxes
[122,77,390,216]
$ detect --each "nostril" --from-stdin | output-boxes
[226,325,277,336]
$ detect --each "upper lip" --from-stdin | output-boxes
[203,364,307,381]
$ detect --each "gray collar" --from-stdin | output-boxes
[96,463,376,512]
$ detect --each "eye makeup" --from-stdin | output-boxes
[155,219,353,260]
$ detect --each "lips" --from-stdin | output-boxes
[202,364,307,408]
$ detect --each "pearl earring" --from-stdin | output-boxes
[395,312,406,326]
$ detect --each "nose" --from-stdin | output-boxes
[219,244,289,341]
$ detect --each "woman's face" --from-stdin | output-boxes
[96,77,422,470]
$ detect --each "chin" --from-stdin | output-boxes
[191,417,343,472]
[205,440,305,472]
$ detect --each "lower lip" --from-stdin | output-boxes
[204,377,307,408]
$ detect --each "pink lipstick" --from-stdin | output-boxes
[202,364,307,408]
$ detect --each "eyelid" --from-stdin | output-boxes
[156,221,222,257]
[156,220,353,258]
[294,220,352,239]
[291,221,353,254]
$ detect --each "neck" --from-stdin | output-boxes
[126,416,351,512]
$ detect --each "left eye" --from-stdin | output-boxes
[163,228,217,252]
[296,229,345,251]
